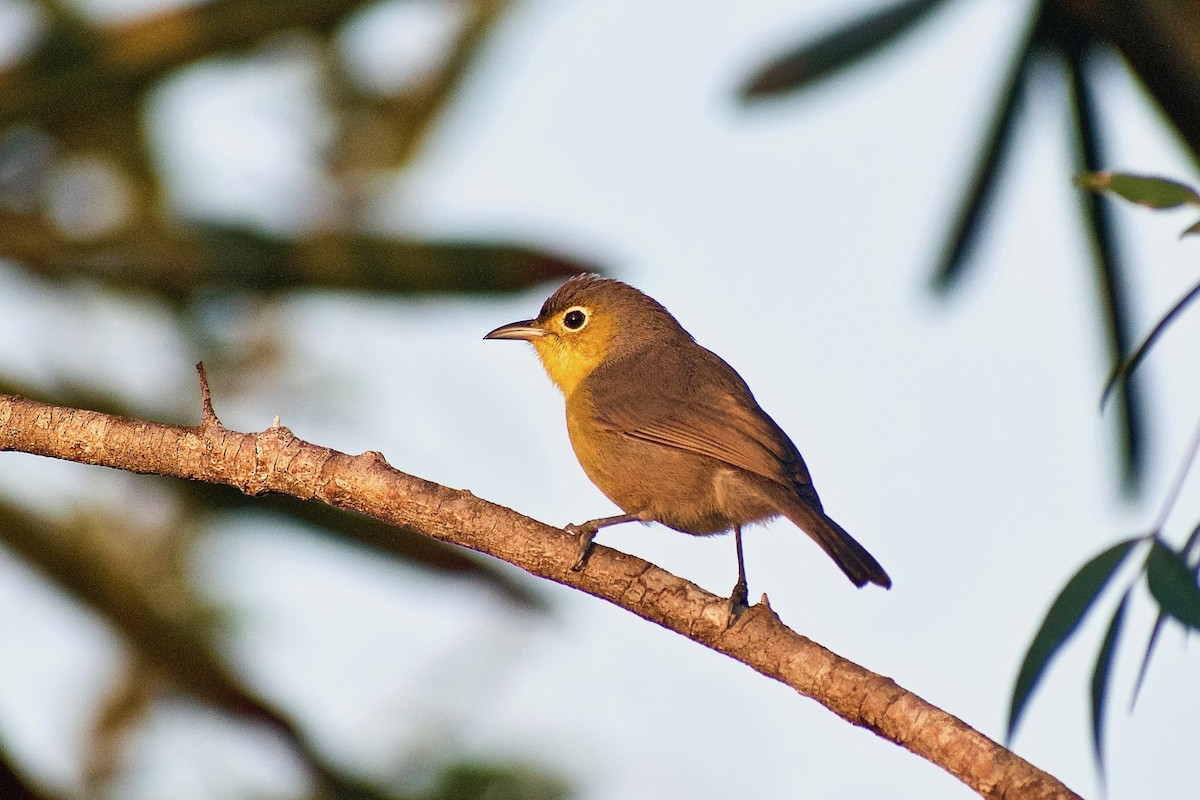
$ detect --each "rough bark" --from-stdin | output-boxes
[0,370,1080,800]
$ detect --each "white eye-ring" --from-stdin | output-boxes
[562,306,588,331]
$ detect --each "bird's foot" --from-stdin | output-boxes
[563,522,598,571]
[727,578,750,626]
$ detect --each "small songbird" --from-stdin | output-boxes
[485,274,890,611]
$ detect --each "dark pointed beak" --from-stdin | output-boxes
[483,319,545,341]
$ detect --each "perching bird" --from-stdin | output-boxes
[485,274,889,611]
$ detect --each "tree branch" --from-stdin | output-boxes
[0,216,592,300]
[0,368,1081,800]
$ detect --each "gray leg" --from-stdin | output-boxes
[729,525,750,618]
[564,514,637,571]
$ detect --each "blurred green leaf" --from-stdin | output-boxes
[1065,36,1145,494]
[1183,218,1200,237]
[1007,537,1139,743]
[738,0,950,99]
[1101,276,1200,409]
[930,12,1039,290]
[421,761,570,800]
[1076,171,1200,209]
[1146,538,1200,630]
[1132,522,1200,706]
[1089,587,1129,773]
[0,215,597,300]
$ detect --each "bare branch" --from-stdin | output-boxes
[0,380,1081,800]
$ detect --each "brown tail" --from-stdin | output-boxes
[777,494,891,589]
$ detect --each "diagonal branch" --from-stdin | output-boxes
[0,367,1081,800]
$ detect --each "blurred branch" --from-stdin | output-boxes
[0,500,397,800]
[0,0,375,127]
[385,0,508,169]
[1055,0,1200,164]
[0,215,591,299]
[185,485,546,609]
[82,657,157,793]
[0,374,1081,800]
[326,0,511,209]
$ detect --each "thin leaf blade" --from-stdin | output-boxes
[1131,609,1167,709]
[1100,276,1200,409]
[1131,492,1200,710]
[1065,39,1145,492]
[931,7,1041,291]
[739,0,950,99]
[1007,537,1139,743]
[1090,588,1130,774]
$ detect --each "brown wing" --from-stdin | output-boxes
[586,343,818,499]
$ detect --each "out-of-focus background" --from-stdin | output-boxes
[1,1,1198,798]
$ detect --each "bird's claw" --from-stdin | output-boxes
[564,522,597,571]
[727,579,750,626]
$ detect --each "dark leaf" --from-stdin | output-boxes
[1131,609,1168,709]
[1146,538,1200,630]
[1133,521,1200,706]
[428,761,569,800]
[1065,38,1145,493]
[1090,588,1129,773]
[1101,276,1200,409]
[930,10,1041,291]
[1076,171,1200,209]
[0,216,598,301]
[1182,218,1200,237]
[738,0,950,99]
[1007,537,1139,743]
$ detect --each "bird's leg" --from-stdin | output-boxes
[564,514,637,571]
[729,525,750,621]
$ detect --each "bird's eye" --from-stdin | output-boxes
[563,308,588,330]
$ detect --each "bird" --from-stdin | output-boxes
[484,274,889,612]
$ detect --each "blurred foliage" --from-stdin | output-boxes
[739,0,1200,495]
[409,761,569,800]
[1007,174,1200,776]
[738,0,1200,780]
[1081,173,1200,406]
[0,0,580,796]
